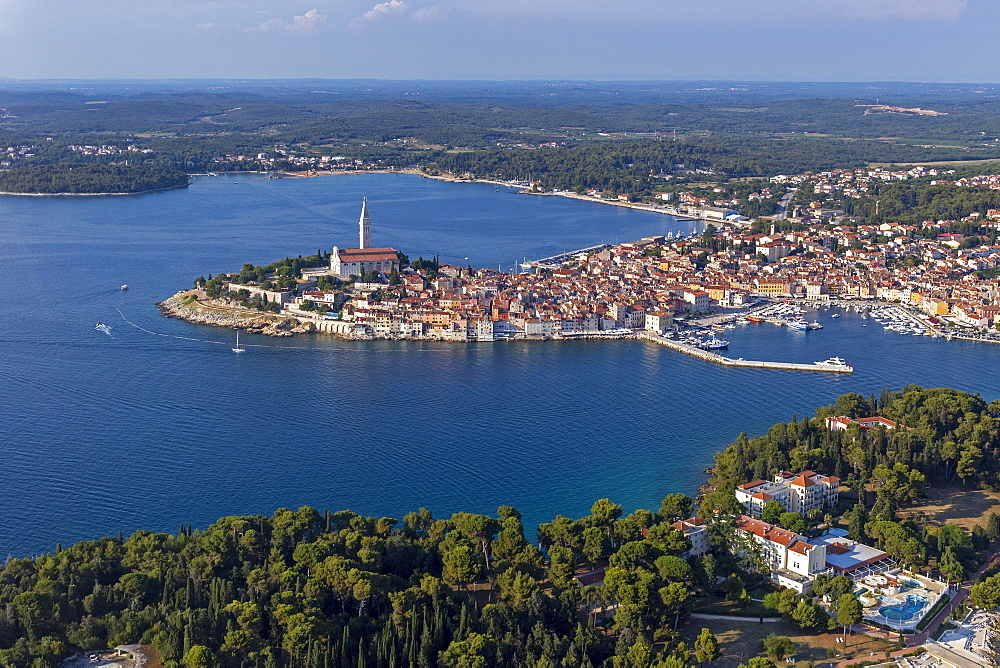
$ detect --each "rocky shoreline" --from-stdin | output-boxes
[157,291,317,337]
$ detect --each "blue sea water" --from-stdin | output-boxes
[1,173,999,557]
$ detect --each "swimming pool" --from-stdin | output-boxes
[878,594,928,621]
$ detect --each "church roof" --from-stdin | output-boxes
[337,247,399,262]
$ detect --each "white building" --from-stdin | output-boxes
[682,290,710,311]
[735,470,840,517]
[671,516,709,558]
[826,416,908,432]
[645,310,674,333]
[735,515,827,593]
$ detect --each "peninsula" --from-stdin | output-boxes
[0,164,189,196]
[161,172,1000,358]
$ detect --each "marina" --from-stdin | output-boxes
[636,331,853,373]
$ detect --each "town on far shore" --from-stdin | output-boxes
[162,165,1000,350]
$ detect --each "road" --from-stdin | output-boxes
[774,188,795,220]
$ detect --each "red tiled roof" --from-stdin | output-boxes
[338,247,399,262]
[789,474,814,488]
[788,540,813,555]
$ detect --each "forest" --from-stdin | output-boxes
[8,83,1000,147]
[3,387,1000,666]
[0,164,189,195]
[421,137,1000,196]
[818,181,1000,226]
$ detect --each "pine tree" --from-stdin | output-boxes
[988,512,1000,543]
[694,628,720,664]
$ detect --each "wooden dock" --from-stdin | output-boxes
[636,332,853,373]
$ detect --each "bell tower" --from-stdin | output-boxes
[359,197,371,249]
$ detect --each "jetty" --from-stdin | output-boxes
[521,244,612,270]
[636,331,853,373]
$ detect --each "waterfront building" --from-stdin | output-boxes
[329,199,400,278]
[645,310,673,333]
[735,470,840,517]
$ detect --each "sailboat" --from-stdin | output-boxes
[232,330,245,354]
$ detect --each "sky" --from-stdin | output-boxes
[0,0,997,81]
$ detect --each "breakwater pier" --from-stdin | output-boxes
[636,331,853,373]
[521,244,612,269]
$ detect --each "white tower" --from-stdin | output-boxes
[359,197,371,249]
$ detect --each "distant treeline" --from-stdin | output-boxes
[0,164,189,195]
[423,137,1000,194]
[9,88,1000,146]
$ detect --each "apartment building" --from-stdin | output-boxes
[734,515,827,593]
[735,470,840,517]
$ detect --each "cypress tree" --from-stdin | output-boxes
[341,625,351,667]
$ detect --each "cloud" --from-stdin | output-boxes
[360,0,408,22]
[255,8,326,33]
[286,8,326,33]
[350,0,423,28]
[193,22,216,31]
[413,6,443,21]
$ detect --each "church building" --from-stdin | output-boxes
[330,198,400,277]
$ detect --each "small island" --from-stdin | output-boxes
[0,163,189,196]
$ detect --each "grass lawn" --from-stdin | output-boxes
[683,618,894,667]
[899,484,1000,532]
[692,597,774,618]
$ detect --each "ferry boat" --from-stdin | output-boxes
[787,320,810,331]
[815,356,851,369]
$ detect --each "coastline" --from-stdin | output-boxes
[157,290,642,343]
[157,292,318,337]
[283,168,424,178]
[0,182,190,197]
[419,172,701,219]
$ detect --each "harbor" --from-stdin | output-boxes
[636,331,854,373]
[520,244,613,270]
